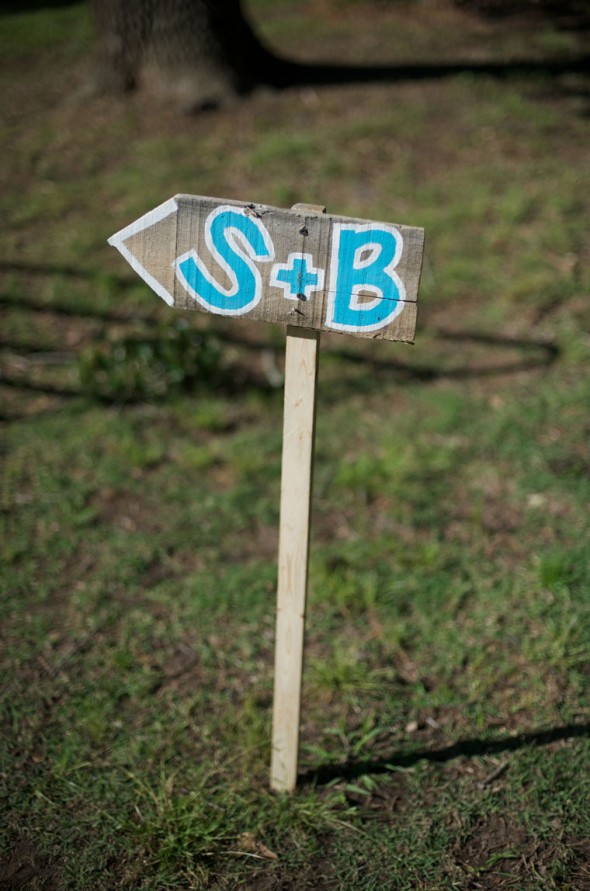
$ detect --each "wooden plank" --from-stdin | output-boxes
[109,194,424,343]
[271,323,320,793]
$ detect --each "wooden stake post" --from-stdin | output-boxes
[271,203,323,793]
[108,194,424,794]
[271,324,320,792]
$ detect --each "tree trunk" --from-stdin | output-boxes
[91,0,590,112]
[91,0,282,111]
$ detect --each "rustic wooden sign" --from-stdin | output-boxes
[109,196,424,795]
[108,194,424,343]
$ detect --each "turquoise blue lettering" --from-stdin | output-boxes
[176,208,273,316]
[327,225,404,333]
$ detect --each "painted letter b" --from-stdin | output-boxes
[326,224,405,333]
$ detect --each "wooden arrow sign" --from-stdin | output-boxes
[109,196,424,794]
[108,194,424,343]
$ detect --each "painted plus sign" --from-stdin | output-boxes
[271,252,325,301]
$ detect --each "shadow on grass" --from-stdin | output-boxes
[300,722,590,786]
[327,331,559,384]
[453,0,590,31]
[0,266,561,420]
[275,53,590,93]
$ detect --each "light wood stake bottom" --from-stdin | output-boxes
[270,324,320,792]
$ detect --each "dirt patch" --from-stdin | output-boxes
[454,818,590,890]
[0,840,62,891]
[90,484,165,535]
[568,840,590,891]
[455,814,528,882]
[240,852,335,891]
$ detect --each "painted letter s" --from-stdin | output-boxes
[176,206,274,316]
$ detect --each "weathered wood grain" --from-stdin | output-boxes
[271,324,320,793]
[109,194,423,343]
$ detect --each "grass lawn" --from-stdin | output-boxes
[1,1,590,888]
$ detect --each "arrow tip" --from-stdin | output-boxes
[108,197,179,306]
